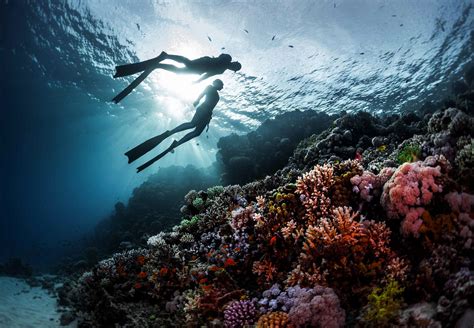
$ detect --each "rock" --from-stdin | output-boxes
[60,312,75,326]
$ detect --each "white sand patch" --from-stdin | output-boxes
[0,276,74,328]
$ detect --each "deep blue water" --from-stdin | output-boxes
[0,0,472,268]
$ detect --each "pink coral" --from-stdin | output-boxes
[351,167,395,202]
[231,206,254,231]
[381,156,445,237]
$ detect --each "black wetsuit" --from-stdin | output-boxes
[192,85,220,130]
[186,57,228,76]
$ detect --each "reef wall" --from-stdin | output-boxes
[58,73,474,327]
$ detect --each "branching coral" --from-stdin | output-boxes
[293,207,394,292]
[296,164,334,222]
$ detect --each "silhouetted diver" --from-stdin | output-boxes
[112,52,241,103]
[125,79,224,172]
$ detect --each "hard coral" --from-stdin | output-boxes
[287,285,345,328]
[296,164,334,222]
[361,280,404,327]
[257,311,293,328]
[223,300,257,328]
[381,156,445,237]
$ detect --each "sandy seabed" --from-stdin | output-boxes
[0,276,73,328]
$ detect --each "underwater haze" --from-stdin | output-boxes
[1,0,473,270]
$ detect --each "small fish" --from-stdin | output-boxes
[224,258,237,267]
[136,255,146,265]
[159,267,169,276]
[221,47,225,50]
[334,3,336,8]
[269,236,277,246]
[400,24,404,27]
[208,265,220,272]
[202,285,212,291]
[355,151,363,161]
[199,278,208,284]
[360,52,365,55]
[196,142,200,146]
[170,149,175,153]
[392,14,397,17]
[288,45,294,48]
[134,282,142,289]
[138,271,147,279]
[136,23,140,31]
[377,145,387,152]
[207,36,212,42]
[244,29,249,33]
[272,35,276,41]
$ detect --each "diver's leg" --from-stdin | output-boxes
[136,127,204,172]
[173,126,205,147]
[125,122,195,164]
[162,54,192,65]
[155,64,191,75]
[114,52,167,78]
[168,122,195,134]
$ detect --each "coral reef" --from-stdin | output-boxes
[217,110,336,185]
[60,82,474,327]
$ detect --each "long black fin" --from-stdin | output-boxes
[112,69,152,104]
[136,141,177,172]
[125,132,170,164]
[113,54,164,78]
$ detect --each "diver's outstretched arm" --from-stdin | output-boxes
[193,85,211,107]
[194,72,214,83]
[136,128,203,172]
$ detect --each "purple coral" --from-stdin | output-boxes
[288,285,345,328]
[223,300,257,328]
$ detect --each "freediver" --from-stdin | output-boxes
[112,52,241,103]
[126,79,224,172]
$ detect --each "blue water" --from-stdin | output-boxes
[0,0,472,268]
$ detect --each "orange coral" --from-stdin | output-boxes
[257,311,294,328]
[253,259,278,283]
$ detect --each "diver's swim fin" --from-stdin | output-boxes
[136,140,178,172]
[114,52,166,78]
[125,131,171,164]
[112,69,152,104]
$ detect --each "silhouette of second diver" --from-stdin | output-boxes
[112,52,241,103]
[125,79,224,172]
